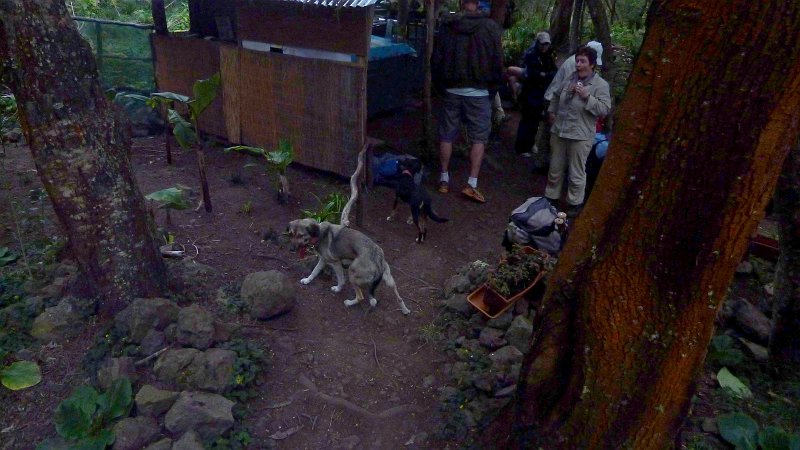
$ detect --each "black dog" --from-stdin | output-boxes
[386,159,449,243]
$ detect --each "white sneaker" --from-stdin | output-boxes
[519,152,532,158]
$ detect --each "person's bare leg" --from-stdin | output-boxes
[440,141,453,174]
[469,142,485,178]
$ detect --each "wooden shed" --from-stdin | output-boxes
[151,0,377,177]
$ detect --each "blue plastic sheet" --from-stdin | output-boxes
[369,35,417,61]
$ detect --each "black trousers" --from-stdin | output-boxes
[514,105,545,155]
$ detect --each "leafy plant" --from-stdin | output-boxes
[220,339,270,402]
[145,186,191,225]
[240,200,252,215]
[718,367,753,399]
[302,191,347,224]
[487,246,548,298]
[717,412,800,450]
[0,91,19,155]
[0,247,17,267]
[707,335,746,368]
[38,378,132,450]
[225,139,295,204]
[1,360,41,390]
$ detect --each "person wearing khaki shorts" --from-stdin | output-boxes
[545,45,611,217]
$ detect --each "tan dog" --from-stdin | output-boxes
[287,218,411,315]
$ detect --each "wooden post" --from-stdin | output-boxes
[151,0,168,34]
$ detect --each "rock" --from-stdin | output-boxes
[478,327,507,350]
[334,435,361,450]
[720,296,771,345]
[139,329,166,356]
[135,385,179,417]
[505,315,533,353]
[240,271,295,320]
[701,417,719,434]
[451,362,472,389]
[489,346,524,368]
[97,357,138,391]
[143,438,173,450]
[167,259,219,294]
[177,304,215,350]
[487,311,513,330]
[212,320,235,343]
[30,299,83,341]
[473,372,494,393]
[738,337,769,363]
[114,298,179,343]
[0,296,43,328]
[154,348,236,393]
[443,275,471,298]
[172,431,204,450]
[513,298,530,316]
[494,384,516,397]
[422,375,435,388]
[165,391,235,442]
[735,260,753,274]
[112,416,160,450]
[38,276,71,300]
[443,294,472,317]
[61,296,98,319]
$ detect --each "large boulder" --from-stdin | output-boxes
[478,327,507,350]
[30,299,83,341]
[143,438,173,450]
[0,296,44,328]
[154,348,236,393]
[504,315,533,353]
[135,384,180,417]
[177,304,215,350]
[111,416,160,450]
[173,431,204,450]
[489,345,524,368]
[720,296,771,345]
[165,391,235,442]
[240,271,295,320]
[115,298,179,343]
[443,294,473,317]
[97,357,139,391]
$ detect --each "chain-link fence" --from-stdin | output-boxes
[74,17,155,93]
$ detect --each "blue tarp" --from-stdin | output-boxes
[369,35,416,61]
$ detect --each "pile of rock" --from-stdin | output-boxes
[436,261,537,441]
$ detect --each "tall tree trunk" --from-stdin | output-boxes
[421,0,435,159]
[585,0,613,81]
[770,142,800,369]
[549,0,573,55]
[397,0,410,40]
[489,0,508,26]
[488,1,800,447]
[568,0,584,52]
[0,0,168,317]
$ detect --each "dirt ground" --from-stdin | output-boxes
[0,102,552,449]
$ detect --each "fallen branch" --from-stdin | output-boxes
[135,347,169,366]
[340,144,367,227]
[371,338,382,371]
[297,375,421,419]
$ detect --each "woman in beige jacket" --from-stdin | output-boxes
[545,45,611,217]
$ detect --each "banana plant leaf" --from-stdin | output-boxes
[225,145,267,158]
[145,187,191,210]
[189,73,220,121]
[167,109,196,149]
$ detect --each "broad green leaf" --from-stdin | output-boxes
[759,426,792,450]
[1,360,41,390]
[54,398,93,439]
[718,412,759,450]
[103,378,132,421]
[72,430,114,450]
[0,246,17,266]
[189,72,220,120]
[225,145,267,158]
[151,91,190,104]
[168,109,196,149]
[718,367,752,398]
[145,187,191,210]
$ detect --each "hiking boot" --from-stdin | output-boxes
[438,181,449,193]
[461,186,486,203]
[566,203,583,218]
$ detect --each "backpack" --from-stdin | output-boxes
[504,196,563,255]
[372,153,423,188]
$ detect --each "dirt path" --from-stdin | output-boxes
[1,104,547,449]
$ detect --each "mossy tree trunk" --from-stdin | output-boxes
[770,142,800,369]
[0,0,168,317]
[488,1,800,448]
[549,0,574,55]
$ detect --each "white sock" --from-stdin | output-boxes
[467,177,478,188]
[440,172,449,183]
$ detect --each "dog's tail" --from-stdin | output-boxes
[382,263,411,315]
[424,202,449,223]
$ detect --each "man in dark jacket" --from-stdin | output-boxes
[431,0,503,204]
[507,31,557,157]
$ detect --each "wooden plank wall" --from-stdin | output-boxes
[232,49,365,177]
[151,34,229,139]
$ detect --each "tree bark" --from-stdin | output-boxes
[585,0,614,82]
[489,1,800,448]
[770,142,800,369]
[568,0,584,53]
[0,0,168,317]
[549,0,574,55]
[397,0,409,40]
[489,0,508,27]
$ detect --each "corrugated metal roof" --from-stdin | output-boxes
[276,0,378,7]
